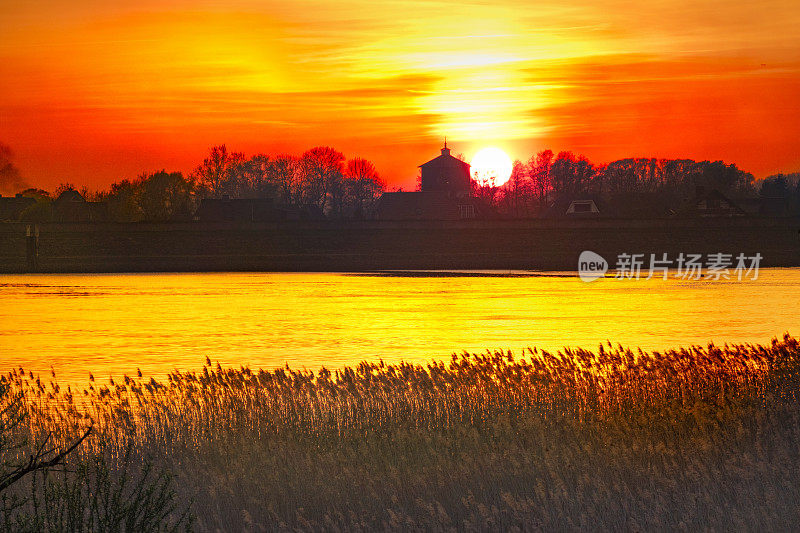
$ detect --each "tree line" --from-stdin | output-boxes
[483,150,799,217]
[10,145,385,222]
[4,142,800,221]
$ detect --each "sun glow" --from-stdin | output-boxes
[471,147,514,187]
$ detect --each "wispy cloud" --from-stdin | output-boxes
[1,0,799,188]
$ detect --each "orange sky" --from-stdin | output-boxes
[1,0,799,193]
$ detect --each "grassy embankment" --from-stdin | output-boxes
[2,335,800,531]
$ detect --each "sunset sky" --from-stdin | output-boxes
[1,0,799,192]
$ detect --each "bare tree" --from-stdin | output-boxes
[345,158,384,218]
[268,155,300,207]
[299,146,345,211]
[529,149,553,208]
[192,145,246,198]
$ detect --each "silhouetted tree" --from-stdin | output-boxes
[19,188,51,200]
[344,158,384,218]
[101,179,140,222]
[299,146,345,211]
[550,151,596,196]
[267,155,300,207]
[192,145,246,198]
[497,160,530,217]
[760,173,800,215]
[529,149,554,208]
[240,154,277,199]
[137,171,195,221]
[97,171,195,222]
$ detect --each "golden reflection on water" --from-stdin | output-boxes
[1,270,798,385]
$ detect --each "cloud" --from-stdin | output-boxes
[0,143,29,195]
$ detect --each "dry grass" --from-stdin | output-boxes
[4,335,800,531]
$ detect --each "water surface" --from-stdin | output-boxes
[1,270,798,384]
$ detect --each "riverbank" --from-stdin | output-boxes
[3,337,800,530]
[1,217,799,273]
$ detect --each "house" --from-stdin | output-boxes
[374,143,487,220]
[546,194,603,218]
[0,194,36,221]
[194,197,292,222]
[373,191,488,221]
[418,142,471,197]
[689,186,747,217]
[53,190,107,222]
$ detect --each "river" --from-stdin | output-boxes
[1,270,798,384]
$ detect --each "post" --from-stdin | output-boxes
[25,224,39,272]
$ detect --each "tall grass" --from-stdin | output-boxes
[3,335,800,530]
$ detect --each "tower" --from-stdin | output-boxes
[418,142,471,197]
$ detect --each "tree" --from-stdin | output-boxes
[299,146,345,211]
[18,188,50,201]
[267,155,300,207]
[550,151,596,197]
[692,161,755,196]
[344,158,384,218]
[101,179,140,222]
[529,149,554,208]
[497,160,531,217]
[138,171,195,221]
[192,145,246,198]
[240,154,276,199]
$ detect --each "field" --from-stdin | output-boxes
[2,336,800,531]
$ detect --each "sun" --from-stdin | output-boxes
[470,147,513,187]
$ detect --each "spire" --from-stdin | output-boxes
[441,137,450,156]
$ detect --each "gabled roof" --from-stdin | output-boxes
[546,194,603,218]
[54,190,86,204]
[693,188,747,216]
[419,148,471,172]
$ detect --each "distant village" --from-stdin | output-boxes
[1,144,799,224]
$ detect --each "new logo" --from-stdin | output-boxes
[578,250,608,282]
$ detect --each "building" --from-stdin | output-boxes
[53,190,107,222]
[418,142,471,197]
[546,194,603,218]
[374,143,486,221]
[690,186,747,217]
[0,194,36,221]
[374,191,487,221]
[194,197,293,222]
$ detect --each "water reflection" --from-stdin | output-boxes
[1,270,798,384]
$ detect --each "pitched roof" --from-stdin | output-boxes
[419,148,471,172]
[54,190,86,204]
[546,194,603,218]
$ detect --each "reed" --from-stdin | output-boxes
[3,335,800,531]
